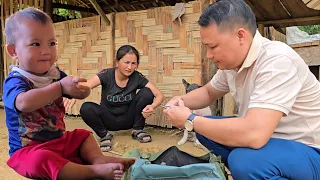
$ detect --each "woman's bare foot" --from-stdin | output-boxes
[93,156,136,172]
[93,163,124,180]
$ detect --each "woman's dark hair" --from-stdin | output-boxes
[116,45,140,64]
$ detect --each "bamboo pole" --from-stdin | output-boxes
[0,0,5,95]
[88,0,110,25]
[1,0,7,80]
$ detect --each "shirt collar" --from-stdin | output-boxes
[238,30,263,73]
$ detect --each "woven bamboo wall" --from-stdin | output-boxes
[115,4,202,127]
[54,14,114,118]
[55,1,203,127]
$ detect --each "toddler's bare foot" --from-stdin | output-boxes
[93,163,124,180]
[93,156,136,171]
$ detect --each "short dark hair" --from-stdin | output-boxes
[116,45,140,64]
[198,0,257,36]
[5,7,52,44]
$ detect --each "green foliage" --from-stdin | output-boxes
[298,25,320,35]
[53,8,82,19]
[52,0,81,19]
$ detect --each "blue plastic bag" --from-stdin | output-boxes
[122,146,227,180]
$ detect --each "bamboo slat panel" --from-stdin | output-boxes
[56,2,202,127]
[261,27,287,43]
[268,27,286,43]
[54,15,114,115]
[303,0,320,10]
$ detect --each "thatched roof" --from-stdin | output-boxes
[54,0,195,14]
[55,0,320,28]
[244,0,320,27]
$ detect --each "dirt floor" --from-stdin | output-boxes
[0,109,214,180]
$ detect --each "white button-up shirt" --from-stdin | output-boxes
[211,31,320,148]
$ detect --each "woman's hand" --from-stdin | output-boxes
[142,105,154,118]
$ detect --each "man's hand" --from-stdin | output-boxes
[165,96,182,107]
[142,105,154,118]
[163,99,192,128]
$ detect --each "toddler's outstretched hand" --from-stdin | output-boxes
[60,76,90,99]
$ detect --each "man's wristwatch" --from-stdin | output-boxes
[184,113,197,131]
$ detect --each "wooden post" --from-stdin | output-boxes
[222,93,235,116]
[0,0,4,95]
[1,0,7,80]
[88,0,110,25]
[258,23,265,37]
[44,0,53,18]
[110,13,115,66]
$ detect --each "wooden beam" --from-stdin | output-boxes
[53,3,98,14]
[83,0,159,12]
[76,0,90,8]
[102,1,156,11]
[160,1,166,6]
[89,0,110,25]
[115,0,119,8]
[54,0,162,13]
[44,0,53,18]
[120,6,126,11]
[258,16,320,26]
[130,5,136,10]
[102,0,110,5]
[101,0,117,12]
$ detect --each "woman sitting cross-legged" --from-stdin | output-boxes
[80,45,164,152]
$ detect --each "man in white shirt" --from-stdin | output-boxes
[163,0,320,179]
